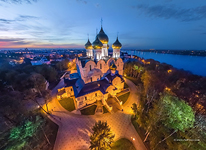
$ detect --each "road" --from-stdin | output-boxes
[45,78,147,150]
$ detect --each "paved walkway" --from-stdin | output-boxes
[45,78,147,150]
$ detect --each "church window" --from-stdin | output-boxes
[95,93,97,97]
[85,97,87,100]
[71,88,73,91]
[90,65,92,71]
[100,64,102,69]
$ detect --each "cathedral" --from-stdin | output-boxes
[57,25,125,112]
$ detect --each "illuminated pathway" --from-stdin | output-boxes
[45,78,147,150]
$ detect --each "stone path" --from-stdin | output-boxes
[45,78,147,150]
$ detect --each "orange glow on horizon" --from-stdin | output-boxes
[0,41,82,49]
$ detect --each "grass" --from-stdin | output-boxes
[103,106,109,113]
[117,92,130,104]
[80,105,97,115]
[131,116,151,150]
[59,97,75,112]
[111,138,136,150]
[124,82,129,89]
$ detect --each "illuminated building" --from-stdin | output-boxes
[57,24,124,112]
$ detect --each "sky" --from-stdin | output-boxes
[0,0,206,50]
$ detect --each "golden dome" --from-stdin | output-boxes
[109,63,117,70]
[85,39,93,49]
[92,36,103,49]
[112,37,122,49]
[97,27,109,44]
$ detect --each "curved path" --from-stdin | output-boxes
[45,78,147,150]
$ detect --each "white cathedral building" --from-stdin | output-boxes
[57,25,125,112]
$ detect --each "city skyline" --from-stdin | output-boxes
[0,0,206,50]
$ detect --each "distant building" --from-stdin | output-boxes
[31,56,50,65]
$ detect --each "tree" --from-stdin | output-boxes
[29,73,46,96]
[90,121,115,150]
[153,93,195,149]
[131,103,138,119]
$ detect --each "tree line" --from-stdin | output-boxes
[0,59,72,150]
[126,57,206,150]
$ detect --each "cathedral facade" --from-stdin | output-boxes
[77,26,124,84]
[57,25,125,112]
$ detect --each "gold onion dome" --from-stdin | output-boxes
[97,27,109,44]
[112,37,122,49]
[109,63,117,70]
[92,36,103,49]
[85,39,93,49]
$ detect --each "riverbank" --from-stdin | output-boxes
[123,50,206,77]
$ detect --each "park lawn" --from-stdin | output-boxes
[117,92,130,104]
[103,106,109,113]
[59,97,75,112]
[131,116,150,150]
[111,138,136,150]
[124,82,129,89]
[80,105,97,115]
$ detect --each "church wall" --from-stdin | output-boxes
[76,90,104,109]
[77,57,124,84]
[116,58,124,76]
[65,86,74,97]
[112,77,124,91]
[113,49,120,58]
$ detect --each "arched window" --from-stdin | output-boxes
[100,64,102,69]
[91,78,92,82]
[85,97,87,100]
[90,65,92,71]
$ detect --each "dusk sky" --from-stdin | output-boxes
[0,0,206,50]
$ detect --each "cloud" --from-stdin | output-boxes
[133,4,206,21]
[0,0,38,4]
[0,15,38,25]
[0,18,14,24]
[0,38,33,48]
[17,15,39,21]
[76,0,87,4]
[0,37,83,48]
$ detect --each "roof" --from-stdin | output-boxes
[92,36,103,49]
[105,73,124,83]
[112,37,122,49]
[97,27,109,44]
[78,57,91,67]
[85,39,92,49]
[69,73,80,80]
[109,63,117,70]
[76,79,111,97]
[57,89,65,95]
[64,78,79,87]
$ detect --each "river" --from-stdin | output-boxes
[123,50,206,77]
